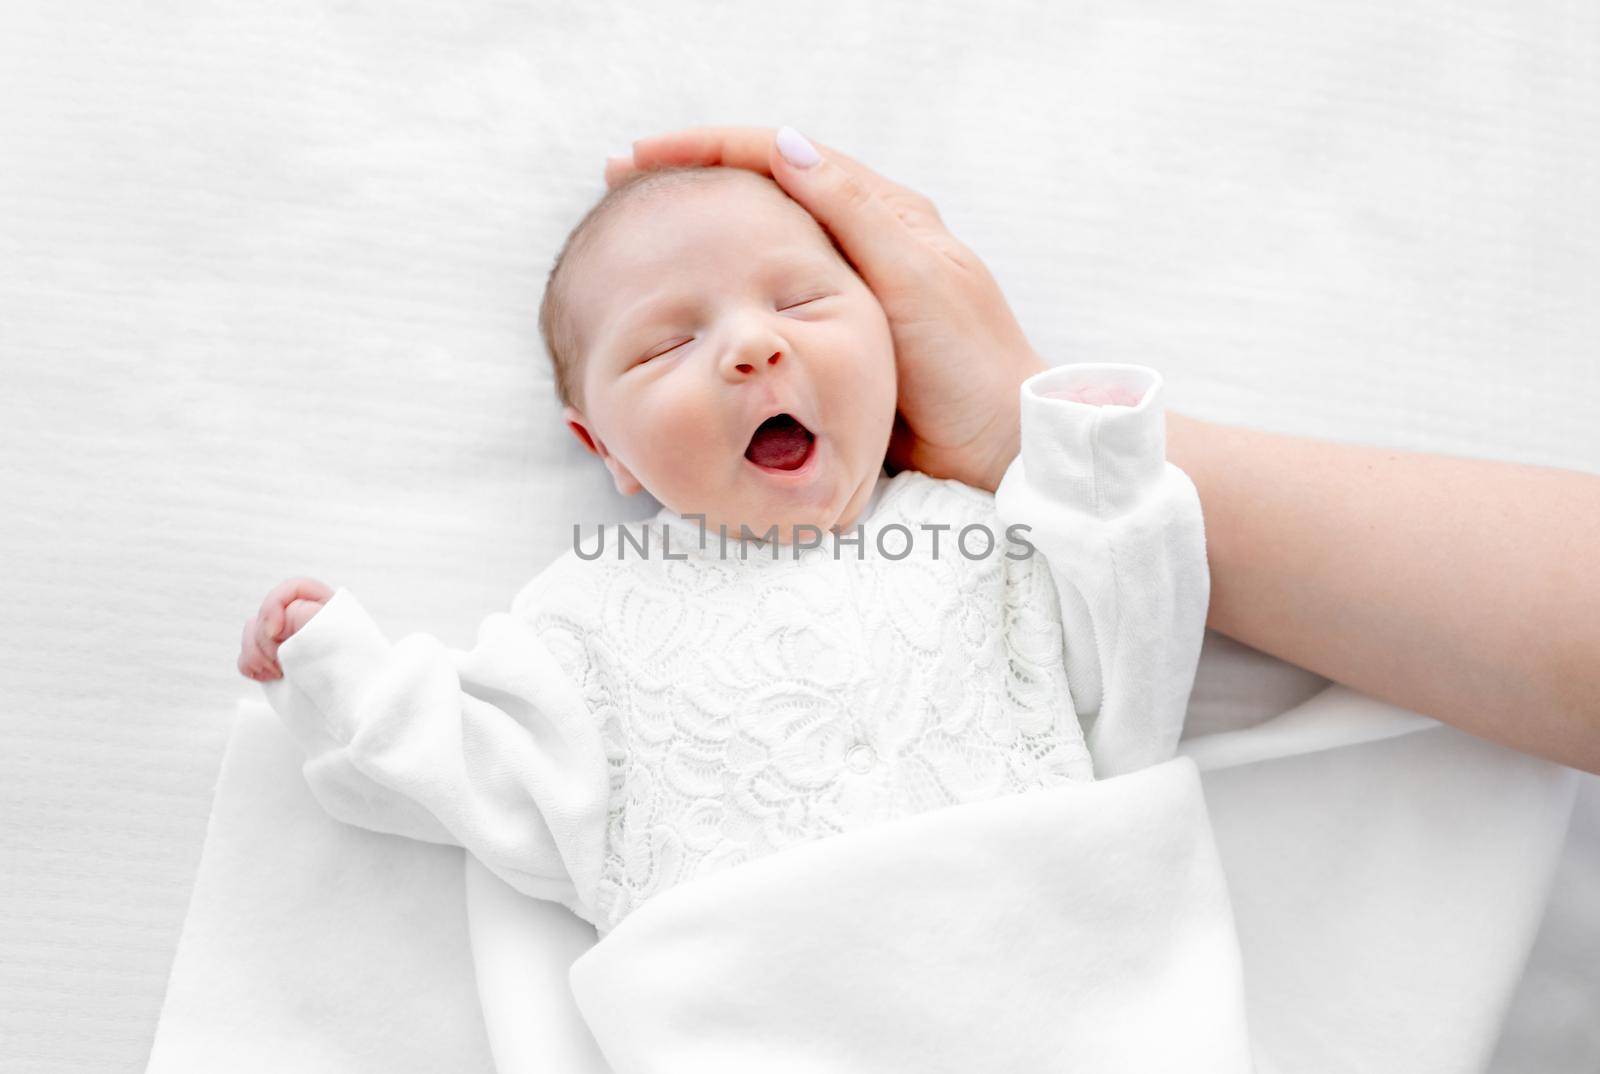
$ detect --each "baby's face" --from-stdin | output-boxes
[562,174,897,543]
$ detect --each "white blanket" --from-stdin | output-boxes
[566,757,1251,1074]
[149,683,1577,1074]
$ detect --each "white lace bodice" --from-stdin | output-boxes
[517,470,1093,934]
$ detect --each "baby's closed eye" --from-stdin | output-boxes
[779,292,832,311]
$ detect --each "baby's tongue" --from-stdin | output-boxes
[745,414,813,470]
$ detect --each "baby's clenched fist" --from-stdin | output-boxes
[238,577,334,681]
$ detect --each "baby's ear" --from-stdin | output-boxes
[564,406,642,495]
[563,406,602,456]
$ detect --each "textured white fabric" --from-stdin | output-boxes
[141,704,499,1074]
[484,687,1575,1074]
[260,361,1208,937]
[567,757,1252,1074]
[999,362,1211,776]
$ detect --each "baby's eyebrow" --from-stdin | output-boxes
[612,252,837,338]
[613,294,696,338]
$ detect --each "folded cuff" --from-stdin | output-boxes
[1018,363,1167,516]
[272,587,394,743]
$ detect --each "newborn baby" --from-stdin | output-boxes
[542,164,898,546]
[246,166,1208,939]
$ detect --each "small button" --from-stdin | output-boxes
[845,743,877,773]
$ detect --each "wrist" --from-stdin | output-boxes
[1162,408,1225,574]
[971,348,1049,492]
[1161,409,1211,487]
[972,402,1021,493]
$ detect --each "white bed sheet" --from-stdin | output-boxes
[1,1,1596,1070]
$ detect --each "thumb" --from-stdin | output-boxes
[769,127,916,286]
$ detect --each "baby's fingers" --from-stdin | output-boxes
[239,615,281,680]
[284,598,323,636]
[256,577,333,651]
[258,578,331,637]
[254,614,284,671]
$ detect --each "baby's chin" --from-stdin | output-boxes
[664,488,854,548]
[658,451,881,546]
[692,509,844,548]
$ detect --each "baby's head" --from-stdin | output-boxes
[539,166,897,544]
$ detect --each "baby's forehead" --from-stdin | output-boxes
[579,178,841,288]
[624,173,828,245]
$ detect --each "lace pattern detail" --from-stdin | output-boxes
[521,471,1093,936]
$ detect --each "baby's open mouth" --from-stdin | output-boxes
[744,412,816,471]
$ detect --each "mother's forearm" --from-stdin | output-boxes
[1165,412,1600,773]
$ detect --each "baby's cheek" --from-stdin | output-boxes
[649,389,730,467]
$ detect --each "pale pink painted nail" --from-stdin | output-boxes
[776,126,821,168]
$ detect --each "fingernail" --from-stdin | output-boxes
[776,126,821,168]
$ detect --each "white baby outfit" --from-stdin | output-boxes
[262,362,1209,939]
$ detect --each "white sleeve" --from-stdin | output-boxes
[258,586,610,925]
[993,362,1210,777]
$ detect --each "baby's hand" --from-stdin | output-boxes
[238,577,334,681]
[1044,385,1147,407]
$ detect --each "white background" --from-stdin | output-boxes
[1,1,1595,1070]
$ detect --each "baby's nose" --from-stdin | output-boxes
[728,350,783,377]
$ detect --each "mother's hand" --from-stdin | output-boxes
[607,126,1047,493]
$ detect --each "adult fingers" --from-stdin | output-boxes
[602,153,635,187]
[630,126,881,186]
[618,125,849,183]
[620,125,781,177]
[614,125,944,230]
